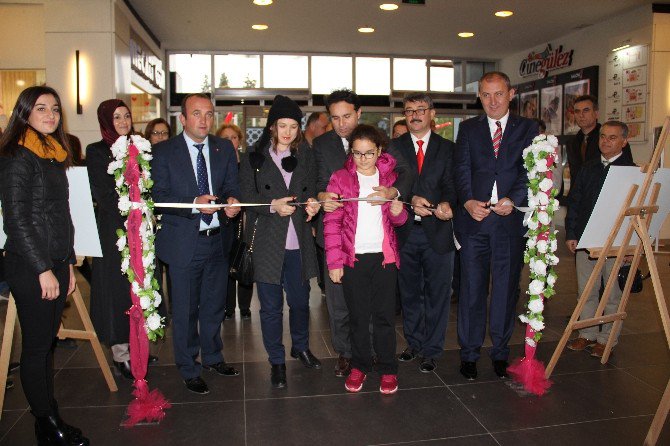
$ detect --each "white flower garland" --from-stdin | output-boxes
[519,134,560,342]
[109,135,165,341]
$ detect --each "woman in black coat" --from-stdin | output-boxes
[86,99,156,380]
[0,85,89,445]
[239,95,321,388]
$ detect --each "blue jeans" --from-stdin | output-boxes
[256,249,311,365]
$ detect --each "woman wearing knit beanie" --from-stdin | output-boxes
[239,95,322,388]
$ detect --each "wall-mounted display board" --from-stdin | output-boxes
[606,45,648,143]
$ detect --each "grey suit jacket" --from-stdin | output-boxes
[312,129,415,247]
[239,142,318,285]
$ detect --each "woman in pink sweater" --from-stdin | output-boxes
[324,124,407,394]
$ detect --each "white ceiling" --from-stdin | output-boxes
[130,0,654,60]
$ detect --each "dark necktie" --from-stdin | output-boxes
[580,134,588,161]
[194,143,213,224]
[416,140,425,174]
[493,121,502,158]
[602,160,610,169]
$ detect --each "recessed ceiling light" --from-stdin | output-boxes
[495,10,513,17]
[458,32,474,38]
[358,26,375,33]
[252,24,269,30]
[253,0,273,5]
[380,3,399,10]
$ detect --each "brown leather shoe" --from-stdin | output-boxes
[591,342,612,358]
[567,337,596,351]
[334,356,351,377]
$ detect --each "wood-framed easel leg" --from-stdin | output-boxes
[645,378,670,445]
[0,296,17,417]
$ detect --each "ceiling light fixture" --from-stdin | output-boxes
[495,10,513,17]
[253,0,273,5]
[379,3,399,10]
[458,32,474,38]
[358,26,375,33]
[252,24,269,30]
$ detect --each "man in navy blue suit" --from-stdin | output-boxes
[454,72,538,380]
[393,92,457,373]
[152,93,241,394]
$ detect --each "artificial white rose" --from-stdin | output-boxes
[547,273,557,287]
[118,196,131,213]
[528,298,544,313]
[529,319,545,331]
[121,257,130,273]
[116,235,126,251]
[537,193,549,206]
[547,135,559,147]
[527,218,539,230]
[519,314,530,324]
[153,292,162,308]
[526,237,537,249]
[538,211,551,225]
[528,194,539,208]
[550,239,558,252]
[144,275,152,288]
[140,295,151,309]
[535,158,549,173]
[536,240,548,253]
[539,178,553,192]
[146,313,161,331]
[131,282,141,295]
[531,258,547,275]
[528,279,544,295]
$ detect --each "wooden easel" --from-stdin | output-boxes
[0,264,118,419]
[545,117,670,445]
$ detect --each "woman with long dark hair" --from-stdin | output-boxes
[0,85,89,445]
[240,95,321,388]
[87,99,156,380]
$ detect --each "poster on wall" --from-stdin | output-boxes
[541,85,562,136]
[621,45,648,69]
[607,44,648,142]
[606,99,622,121]
[623,66,647,87]
[624,104,646,123]
[623,85,646,105]
[627,122,646,143]
[520,91,539,119]
[563,79,590,135]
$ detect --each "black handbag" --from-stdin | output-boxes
[618,264,645,293]
[229,217,257,286]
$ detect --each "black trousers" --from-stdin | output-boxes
[342,253,398,375]
[5,253,68,416]
[226,278,253,312]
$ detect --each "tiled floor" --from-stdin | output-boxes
[1,210,670,445]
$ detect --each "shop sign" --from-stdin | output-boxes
[519,44,574,78]
[130,38,164,90]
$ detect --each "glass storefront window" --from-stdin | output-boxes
[169,54,212,93]
[393,58,427,91]
[430,66,455,92]
[263,55,308,88]
[214,54,260,89]
[359,112,391,136]
[0,69,46,130]
[130,85,160,124]
[355,57,390,95]
[312,56,352,95]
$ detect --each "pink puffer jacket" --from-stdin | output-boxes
[323,152,408,270]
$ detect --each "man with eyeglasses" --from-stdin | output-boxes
[454,72,538,381]
[312,89,414,377]
[392,92,457,373]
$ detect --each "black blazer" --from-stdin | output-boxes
[312,129,415,247]
[151,133,240,268]
[392,132,457,254]
[566,122,633,181]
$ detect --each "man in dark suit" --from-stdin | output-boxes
[454,72,539,380]
[313,89,414,377]
[152,93,241,394]
[566,95,633,182]
[393,92,457,373]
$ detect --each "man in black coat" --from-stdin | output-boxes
[566,95,633,182]
[313,89,414,377]
[393,92,457,373]
[565,121,635,358]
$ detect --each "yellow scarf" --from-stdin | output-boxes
[19,128,67,162]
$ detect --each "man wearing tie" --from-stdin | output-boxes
[313,89,414,377]
[152,93,241,394]
[393,93,457,373]
[454,72,538,380]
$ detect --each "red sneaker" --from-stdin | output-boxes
[380,374,398,394]
[345,368,366,393]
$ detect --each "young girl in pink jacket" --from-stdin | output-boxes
[324,124,408,394]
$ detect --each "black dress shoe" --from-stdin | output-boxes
[113,360,133,380]
[224,310,234,320]
[419,358,437,373]
[270,364,287,389]
[398,347,418,362]
[35,414,89,446]
[460,361,477,380]
[240,309,252,319]
[203,362,240,376]
[290,349,322,369]
[184,376,209,394]
[493,360,509,378]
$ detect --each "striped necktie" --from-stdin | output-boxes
[194,143,213,225]
[493,121,502,158]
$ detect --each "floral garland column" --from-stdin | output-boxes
[507,134,560,396]
[110,135,170,426]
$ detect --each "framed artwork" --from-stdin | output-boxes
[520,90,539,119]
[623,66,647,87]
[563,79,590,135]
[541,85,562,136]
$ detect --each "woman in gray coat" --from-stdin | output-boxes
[239,95,321,388]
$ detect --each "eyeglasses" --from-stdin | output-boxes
[352,151,378,159]
[403,108,432,117]
[151,131,169,136]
